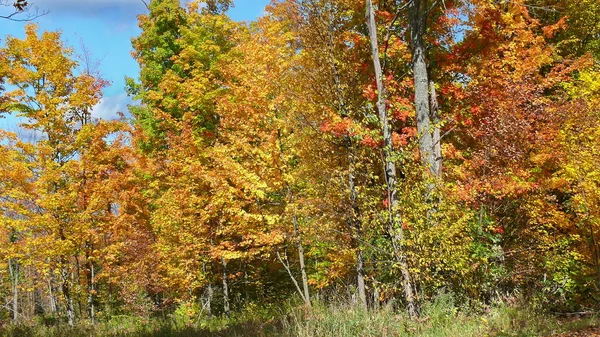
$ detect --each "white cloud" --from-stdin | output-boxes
[92,93,132,121]
[0,94,132,142]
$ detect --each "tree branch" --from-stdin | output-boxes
[0,1,49,22]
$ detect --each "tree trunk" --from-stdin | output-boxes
[356,248,367,308]
[202,263,213,316]
[27,266,35,319]
[366,0,417,318]
[409,0,436,177]
[84,242,95,324]
[308,0,374,311]
[33,270,44,317]
[277,117,311,306]
[243,266,249,300]
[429,81,442,177]
[86,261,95,324]
[61,265,75,326]
[277,249,308,305]
[221,257,230,315]
[347,140,367,309]
[323,8,368,310]
[62,283,75,326]
[373,283,380,311]
[293,214,311,306]
[75,254,83,319]
[205,283,213,316]
[9,258,18,322]
[48,278,57,314]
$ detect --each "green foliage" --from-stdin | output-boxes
[127,0,238,151]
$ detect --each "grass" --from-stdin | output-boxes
[0,295,597,336]
[282,293,599,337]
[0,316,283,337]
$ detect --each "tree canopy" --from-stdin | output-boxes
[0,0,599,329]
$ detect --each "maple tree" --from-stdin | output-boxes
[0,24,131,324]
[0,0,599,327]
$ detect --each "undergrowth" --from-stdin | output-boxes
[1,295,597,336]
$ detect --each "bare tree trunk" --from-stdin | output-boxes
[221,257,230,315]
[48,278,57,314]
[86,261,95,324]
[276,118,311,306]
[75,254,83,319]
[62,283,75,326]
[205,284,213,316]
[201,264,213,316]
[61,264,75,326]
[347,141,367,309]
[426,81,443,224]
[243,266,249,300]
[366,0,417,318]
[409,0,436,176]
[293,215,311,306]
[277,249,308,304]
[429,81,442,177]
[27,266,35,319]
[9,258,18,322]
[373,283,380,311]
[356,248,367,308]
[56,223,75,326]
[84,242,96,324]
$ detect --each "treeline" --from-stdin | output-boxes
[0,0,599,326]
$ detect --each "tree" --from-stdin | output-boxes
[0,131,36,322]
[127,0,235,152]
[439,0,595,307]
[0,24,120,324]
[366,0,417,317]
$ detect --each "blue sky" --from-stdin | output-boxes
[0,0,271,133]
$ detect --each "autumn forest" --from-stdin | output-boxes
[0,0,599,336]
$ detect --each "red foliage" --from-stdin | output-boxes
[320,117,355,137]
[362,135,381,149]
